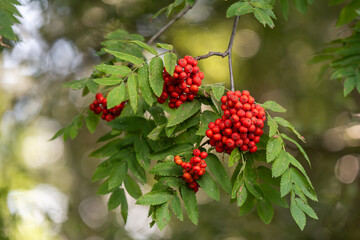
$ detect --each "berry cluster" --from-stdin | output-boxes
[157,55,204,109]
[89,93,126,122]
[206,90,266,154]
[174,149,208,192]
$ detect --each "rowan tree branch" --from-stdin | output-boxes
[147,1,198,45]
[195,16,240,91]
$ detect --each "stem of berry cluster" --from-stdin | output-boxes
[195,16,240,92]
[147,0,198,45]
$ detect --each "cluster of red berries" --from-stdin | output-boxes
[157,55,204,109]
[89,93,126,122]
[174,149,208,192]
[206,90,266,154]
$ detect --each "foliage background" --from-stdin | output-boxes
[0,0,359,239]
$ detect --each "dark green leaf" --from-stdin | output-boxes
[164,52,177,76]
[206,154,232,194]
[171,194,183,221]
[124,174,142,199]
[92,161,111,182]
[257,198,274,224]
[294,0,308,14]
[226,1,253,18]
[272,151,290,178]
[149,162,183,176]
[156,203,171,230]
[109,161,127,189]
[119,188,128,223]
[159,177,184,188]
[197,172,220,201]
[85,110,100,134]
[108,188,122,210]
[93,76,123,85]
[96,179,114,195]
[127,151,146,183]
[266,136,283,163]
[344,77,355,96]
[127,73,138,113]
[167,100,201,127]
[280,169,292,197]
[136,190,173,205]
[257,166,280,186]
[147,123,166,141]
[62,78,88,89]
[95,64,131,76]
[290,168,317,201]
[107,83,126,109]
[280,0,289,20]
[134,136,151,170]
[149,57,164,97]
[180,185,198,225]
[237,183,248,207]
[260,182,288,208]
[128,40,158,55]
[138,64,156,106]
[295,198,318,220]
[105,49,144,65]
[239,194,257,216]
[336,0,360,26]
[261,101,286,112]
[196,110,220,136]
[107,116,147,132]
[290,193,306,230]
[150,143,193,161]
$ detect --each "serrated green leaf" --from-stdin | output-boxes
[127,73,138,113]
[196,110,220,136]
[295,198,318,220]
[149,57,164,97]
[260,182,288,208]
[180,185,198,225]
[211,85,225,101]
[272,151,290,178]
[228,148,241,167]
[280,169,292,197]
[253,8,274,28]
[93,76,123,85]
[134,136,151,170]
[124,174,142,199]
[171,194,183,221]
[239,194,257,216]
[164,52,177,76]
[118,188,128,223]
[290,168,317,201]
[62,78,88,89]
[281,133,311,167]
[150,143,193,161]
[147,123,166,141]
[105,49,144,65]
[92,161,111,182]
[157,43,173,50]
[159,177,184,188]
[197,172,220,201]
[261,101,286,113]
[257,198,274,224]
[266,136,283,163]
[273,117,304,142]
[128,40,158,55]
[344,77,355,96]
[206,154,232,194]
[86,79,98,93]
[104,29,129,40]
[149,162,183,176]
[85,110,100,134]
[95,64,131,76]
[127,151,146,183]
[156,202,171,230]
[138,64,156,106]
[290,193,306,230]
[336,0,360,26]
[257,166,279,186]
[136,190,173,205]
[96,179,114,195]
[330,68,354,80]
[107,116,147,132]
[226,1,253,18]
[286,152,313,188]
[267,116,278,137]
[109,161,127,189]
[237,184,248,207]
[108,188,122,210]
[107,83,126,109]
[167,100,201,127]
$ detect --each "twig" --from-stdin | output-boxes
[0,36,10,48]
[147,0,198,45]
[195,16,240,91]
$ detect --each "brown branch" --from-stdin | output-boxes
[147,0,198,45]
[195,16,240,91]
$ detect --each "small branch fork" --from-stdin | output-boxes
[195,16,240,92]
[147,0,198,45]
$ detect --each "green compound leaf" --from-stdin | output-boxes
[157,43,174,50]
[95,64,131,76]
[261,101,287,113]
[85,110,100,134]
[138,64,156,107]
[344,76,356,96]
[180,185,199,225]
[92,161,111,182]
[149,162,183,177]
[105,49,144,65]
[108,161,128,189]
[273,117,304,142]
[206,154,232,194]
[280,0,289,20]
[167,100,201,127]
[237,183,248,207]
[108,188,123,210]
[260,182,288,208]
[228,148,241,167]
[124,174,142,199]
[136,190,173,205]
[281,133,311,167]
[290,168,317,202]
[295,198,318,220]
[197,172,220,201]
[127,73,138,113]
[164,52,177,76]
[211,85,225,101]
[226,1,253,18]
[127,151,146,184]
[156,202,171,230]
[134,136,151,170]
[267,117,278,137]
[290,193,306,230]
[107,116,147,132]
[147,123,166,141]
[280,169,292,197]
[150,143,193,161]
[107,83,126,109]
[272,151,290,178]
[93,76,123,85]
[128,40,158,55]
[171,194,183,221]
[253,8,275,28]
[119,188,128,223]
[266,136,283,163]
[149,57,164,97]
[196,110,220,136]
[257,198,274,224]
[239,194,257,216]
[62,78,88,89]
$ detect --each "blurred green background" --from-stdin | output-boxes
[0,0,359,239]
